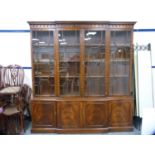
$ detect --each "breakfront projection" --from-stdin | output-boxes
[28,21,135,133]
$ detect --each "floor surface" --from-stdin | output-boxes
[24,119,141,135]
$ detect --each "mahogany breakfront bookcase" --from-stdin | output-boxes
[28,21,135,133]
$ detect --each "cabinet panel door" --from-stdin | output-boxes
[84,101,108,128]
[57,101,81,128]
[109,100,133,127]
[32,101,56,128]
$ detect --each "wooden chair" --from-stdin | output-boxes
[0,65,4,90]
[0,65,5,134]
[21,84,32,120]
[0,64,25,134]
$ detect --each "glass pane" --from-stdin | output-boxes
[110,77,129,95]
[110,31,131,95]
[85,31,105,45]
[85,77,105,96]
[32,31,54,96]
[32,31,53,46]
[85,61,105,76]
[34,77,54,95]
[59,47,79,62]
[84,31,105,96]
[111,31,131,46]
[59,31,80,96]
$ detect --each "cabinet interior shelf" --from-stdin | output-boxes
[110,75,129,78]
[35,75,54,78]
[86,76,105,78]
[34,61,54,64]
[85,60,105,62]
[59,44,80,47]
[60,60,105,62]
[110,59,129,62]
[33,44,54,47]
[110,44,130,47]
[60,76,79,78]
[85,44,105,47]
[60,61,80,63]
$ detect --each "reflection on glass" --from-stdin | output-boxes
[58,31,79,45]
[110,77,128,95]
[32,31,54,96]
[111,31,131,46]
[85,31,105,45]
[33,47,53,63]
[85,62,105,76]
[32,31,53,46]
[84,31,105,96]
[34,77,54,95]
[59,31,80,96]
[110,31,131,95]
[59,47,79,62]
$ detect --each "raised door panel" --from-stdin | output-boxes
[84,101,108,128]
[109,100,133,127]
[57,101,81,128]
[32,101,56,128]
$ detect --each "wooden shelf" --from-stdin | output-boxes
[59,44,80,47]
[60,60,80,63]
[34,75,54,78]
[85,59,105,62]
[60,76,79,78]
[110,75,129,78]
[110,59,129,62]
[85,44,105,47]
[86,76,105,78]
[110,44,130,47]
[34,61,54,64]
[32,44,54,47]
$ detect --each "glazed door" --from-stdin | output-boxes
[32,30,55,96]
[58,30,80,96]
[84,30,106,96]
[109,31,132,95]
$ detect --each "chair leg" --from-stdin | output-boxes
[27,106,31,120]
[6,115,18,134]
[19,112,24,134]
[4,113,24,135]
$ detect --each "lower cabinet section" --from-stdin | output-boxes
[31,97,133,133]
[84,101,108,128]
[109,100,133,127]
[31,101,56,132]
[57,101,82,128]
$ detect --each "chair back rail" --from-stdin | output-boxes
[0,65,4,89]
[3,64,24,87]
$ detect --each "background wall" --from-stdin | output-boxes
[0,0,155,117]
